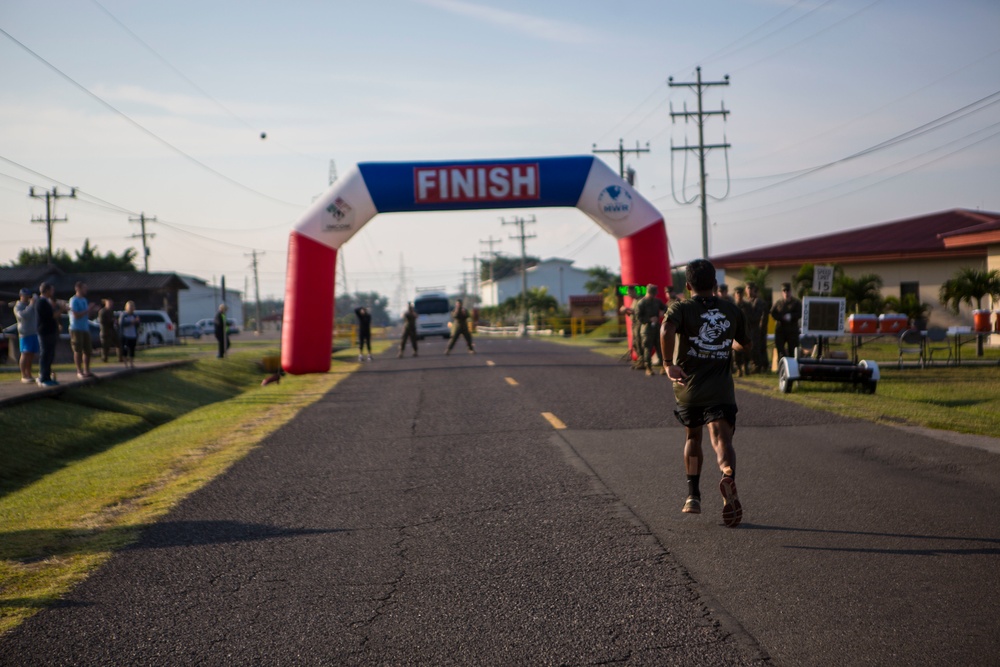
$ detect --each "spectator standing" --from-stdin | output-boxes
[214,304,231,359]
[35,282,61,386]
[98,298,122,363]
[354,307,373,361]
[746,282,770,373]
[119,301,141,368]
[660,259,751,527]
[68,281,95,379]
[770,283,803,359]
[445,299,475,355]
[634,283,668,376]
[732,287,751,377]
[398,303,418,358]
[14,288,39,383]
[718,283,733,302]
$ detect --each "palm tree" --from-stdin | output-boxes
[741,265,771,291]
[585,266,621,313]
[938,268,1000,313]
[939,268,1000,356]
[834,273,883,313]
[792,263,844,298]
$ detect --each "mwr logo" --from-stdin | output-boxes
[598,185,632,220]
[414,163,540,204]
[324,196,353,231]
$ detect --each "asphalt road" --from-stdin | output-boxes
[3,337,998,665]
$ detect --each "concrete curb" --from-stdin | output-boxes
[0,359,194,409]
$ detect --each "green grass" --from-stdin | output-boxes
[0,346,366,634]
[545,331,1000,439]
[736,366,1000,436]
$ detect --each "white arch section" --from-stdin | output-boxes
[282,155,671,374]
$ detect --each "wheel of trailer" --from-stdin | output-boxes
[862,380,877,394]
[778,363,794,393]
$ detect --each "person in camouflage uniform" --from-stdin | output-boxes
[445,299,475,355]
[733,286,751,377]
[634,283,667,376]
[770,282,802,359]
[398,302,418,358]
[746,282,770,373]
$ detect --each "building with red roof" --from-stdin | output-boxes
[710,208,1000,328]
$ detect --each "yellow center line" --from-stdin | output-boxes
[505,377,519,386]
[541,412,567,430]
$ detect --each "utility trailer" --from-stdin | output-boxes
[776,296,880,394]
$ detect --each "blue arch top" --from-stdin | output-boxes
[358,156,596,213]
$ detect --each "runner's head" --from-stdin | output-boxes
[685,259,717,294]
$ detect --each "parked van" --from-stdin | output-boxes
[413,291,451,340]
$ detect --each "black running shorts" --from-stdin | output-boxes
[673,403,738,429]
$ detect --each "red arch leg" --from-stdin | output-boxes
[282,232,337,374]
[618,221,672,359]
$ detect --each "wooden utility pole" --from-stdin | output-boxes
[29,186,76,264]
[500,215,536,335]
[479,235,503,306]
[592,138,650,180]
[669,66,731,258]
[246,249,264,334]
[129,212,157,271]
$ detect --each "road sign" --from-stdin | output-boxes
[813,266,834,294]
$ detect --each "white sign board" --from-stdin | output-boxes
[813,266,835,294]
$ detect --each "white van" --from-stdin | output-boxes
[413,292,451,340]
[134,310,176,346]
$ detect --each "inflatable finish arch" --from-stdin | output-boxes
[281,155,670,374]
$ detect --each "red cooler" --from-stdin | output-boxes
[848,314,878,334]
[973,309,991,333]
[878,314,908,334]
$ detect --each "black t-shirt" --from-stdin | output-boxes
[665,296,750,406]
[354,308,372,334]
[36,297,58,336]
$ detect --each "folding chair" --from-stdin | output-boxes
[925,327,953,366]
[897,329,924,369]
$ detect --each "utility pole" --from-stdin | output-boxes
[479,236,503,305]
[669,66,731,258]
[29,186,76,264]
[592,138,650,180]
[463,255,480,304]
[129,212,157,272]
[501,215,536,335]
[246,249,263,334]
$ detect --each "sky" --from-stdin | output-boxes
[1,0,998,313]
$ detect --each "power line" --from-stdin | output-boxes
[668,67,731,258]
[0,26,302,209]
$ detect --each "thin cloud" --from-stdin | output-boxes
[415,0,600,44]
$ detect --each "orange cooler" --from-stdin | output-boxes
[848,314,878,334]
[973,309,991,332]
[878,314,908,334]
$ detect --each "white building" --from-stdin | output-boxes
[177,275,244,326]
[479,258,592,307]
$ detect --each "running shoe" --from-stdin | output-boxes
[682,496,701,514]
[719,475,742,528]
[21,377,35,384]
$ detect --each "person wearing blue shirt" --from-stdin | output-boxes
[68,281,95,379]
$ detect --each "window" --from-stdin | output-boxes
[900,282,919,299]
